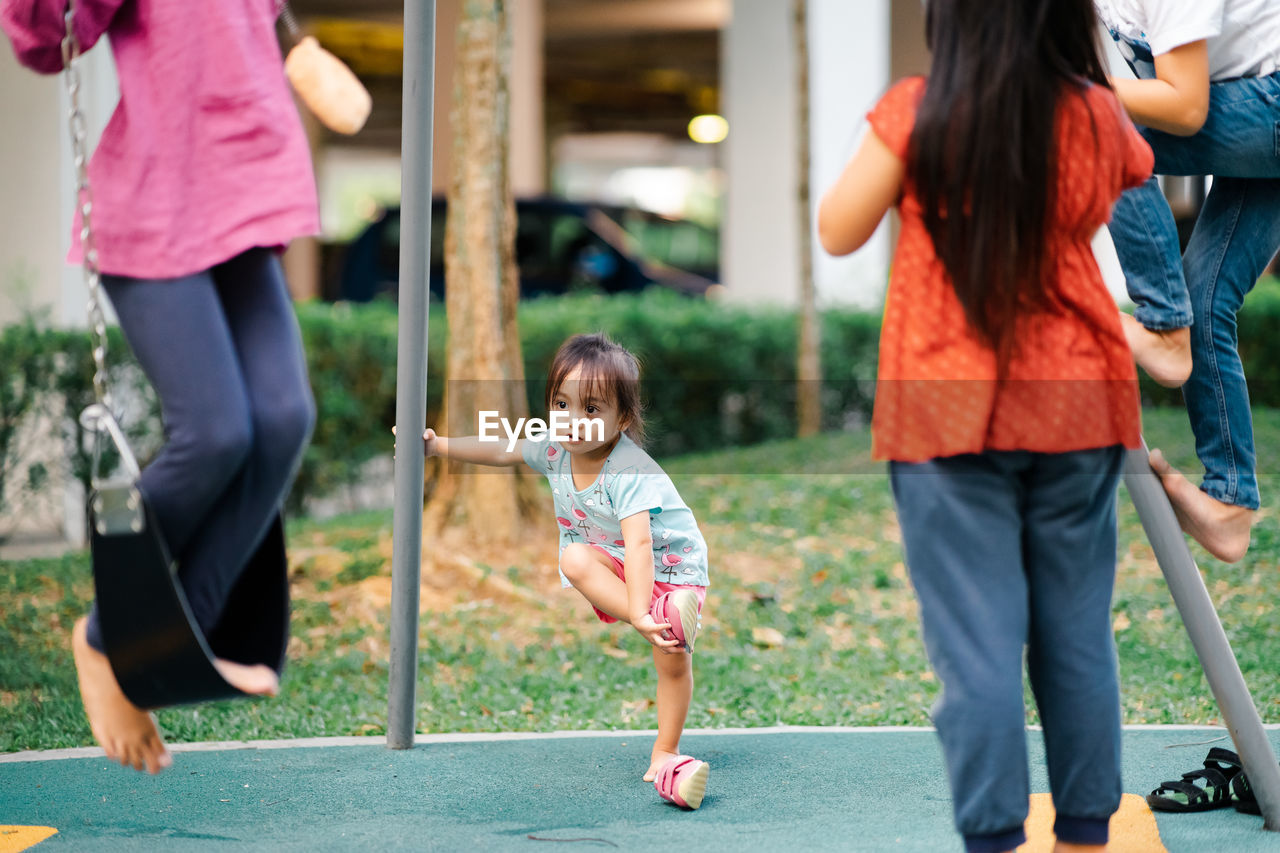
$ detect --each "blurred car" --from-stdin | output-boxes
[338,197,720,302]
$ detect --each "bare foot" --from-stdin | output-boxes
[72,617,172,774]
[644,748,679,782]
[1149,449,1254,562]
[213,659,280,696]
[1119,314,1192,388]
[1054,843,1106,853]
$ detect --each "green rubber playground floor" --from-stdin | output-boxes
[3,727,1280,851]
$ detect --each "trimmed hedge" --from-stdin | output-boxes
[4,280,1278,516]
[296,291,881,505]
[293,300,403,508]
[512,291,880,455]
[0,318,159,526]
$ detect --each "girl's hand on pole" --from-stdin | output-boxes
[390,425,441,459]
[633,613,680,654]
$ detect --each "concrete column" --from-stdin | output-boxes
[510,0,545,196]
[431,0,460,193]
[431,0,542,196]
[57,40,119,328]
[724,0,891,307]
[1,37,115,545]
[890,0,929,80]
[0,47,61,327]
[722,0,799,304]
[809,0,891,308]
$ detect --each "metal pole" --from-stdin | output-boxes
[388,0,437,750]
[1124,444,1280,829]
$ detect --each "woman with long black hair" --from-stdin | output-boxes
[820,2,1151,850]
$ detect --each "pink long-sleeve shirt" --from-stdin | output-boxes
[2,0,319,279]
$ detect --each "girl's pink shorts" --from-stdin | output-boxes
[587,544,707,624]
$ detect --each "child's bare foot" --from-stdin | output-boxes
[213,659,280,696]
[1053,844,1106,853]
[1149,448,1254,563]
[644,748,680,782]
[71,617,172,774]
[1119,314,1191,388]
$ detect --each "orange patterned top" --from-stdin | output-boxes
[867,77,1152,462]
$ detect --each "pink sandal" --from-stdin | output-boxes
[650,589,701,652]
[654,754,710,809]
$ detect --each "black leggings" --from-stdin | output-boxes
[86,249,314,652]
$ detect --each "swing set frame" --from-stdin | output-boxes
[64,0,1277,831]
[383,5,1280,830]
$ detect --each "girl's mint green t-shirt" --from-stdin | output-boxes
[522,434,710,589]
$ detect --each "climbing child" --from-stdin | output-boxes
[1097,0,1280,562]
[818,1,1149,850]
[421,333,711,810]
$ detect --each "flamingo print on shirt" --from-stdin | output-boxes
[521,434,709,589]
[557,516,579,541]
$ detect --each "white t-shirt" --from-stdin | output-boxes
[1096,0,1280,80]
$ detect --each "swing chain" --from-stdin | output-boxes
[62,1,140,485]
[278,1,302,40]
[61,1,110,414]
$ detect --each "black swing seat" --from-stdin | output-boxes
[89,480,290,711]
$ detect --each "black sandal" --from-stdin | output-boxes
[1146,747,1243,813]
[1232,769,1261,815]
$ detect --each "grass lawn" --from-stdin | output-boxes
[2,407,1279,753]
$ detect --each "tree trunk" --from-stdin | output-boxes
[794,0,822,438]
[425,0,540,546]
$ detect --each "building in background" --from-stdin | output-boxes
[0,0,940,543]
[1,0,928,319]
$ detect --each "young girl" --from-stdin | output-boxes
[2,0,318,774]
[423,333,711,810]
[1098,0,1280,563]
[818,2,1149,851]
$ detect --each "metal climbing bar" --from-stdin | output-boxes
[1124,443,1280,830]
[388,0,438,751]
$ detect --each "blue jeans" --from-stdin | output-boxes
[890,447,1125,853]
[85,248,315,652]
[1108,53,1280,510]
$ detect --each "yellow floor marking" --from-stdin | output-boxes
[0,827,58,853]
[1018,793,1167,853]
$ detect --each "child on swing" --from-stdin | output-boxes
[819,0,1148,850]
[1096,0,1280,563]
[2,0,320,775]
[421,333,711,810]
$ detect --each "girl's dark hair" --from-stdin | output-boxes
[911,0,1109,349]
[546,333,646,446]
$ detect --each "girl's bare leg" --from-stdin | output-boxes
[647,644,693,781]
[559,543,631,621]
[71,617,172,774]
[559,543,694,780]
